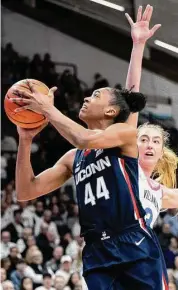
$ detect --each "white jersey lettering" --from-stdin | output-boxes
[75,156,111,185]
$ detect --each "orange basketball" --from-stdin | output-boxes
[4,79,49,128]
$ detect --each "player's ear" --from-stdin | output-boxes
[104,107,118,118]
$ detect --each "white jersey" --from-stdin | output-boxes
[139,166,163,228]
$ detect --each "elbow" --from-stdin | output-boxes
[16,187,39,202]
[17,191,34,202]
[16,178,38,202]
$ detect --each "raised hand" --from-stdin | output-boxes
[125,5,161,44]
[11,80,57,114]
[17,121,48,141]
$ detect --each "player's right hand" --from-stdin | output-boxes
[125,5,161,44]
[17,121,48,141]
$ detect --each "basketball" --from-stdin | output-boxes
[4,79,49,128]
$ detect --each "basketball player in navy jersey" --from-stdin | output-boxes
[13,5,164,290]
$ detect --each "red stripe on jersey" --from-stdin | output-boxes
[84,149,91,156]
[121,159,146,230]
[163,274,169,290]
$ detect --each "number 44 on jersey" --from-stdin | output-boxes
[84,176,110,206]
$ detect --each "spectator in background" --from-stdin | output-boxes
[16,228,33,256]
[50,196,59,207]
[3,43,18,63]
[35,201,44,218]
[164,237,178,269]
[42,210,60,244]
[71,236,84,273]
[8,246,21,273]
[25,246,39,263]
[67,205,80,238]
[67,272,81,290]
[1,201,14,231]
[158,223,173,251]
[163,210,178,237]
[36,223,55,263]
[0,268,7,283]
[53,275,66,290]
[92,73,109,91]
[51,203,68,237]
[20,236,37,261]
[35,273,55,290]
[2,280,15,290]
[46,65,58,88]
[51,204,60,223]
[1,182,17,225]
[26,235,37,249]
[18,201,35,229]
[30,54,43,80]
[1,135,17,152]
[20,277,33,290]
[42,53,54,71]
[1,182,16,205]
[1,155,7,182]
[33,201,44,236]
[0,231,16,259]
[64,232,78,260]
[45,246,64,274]
[55,255,73,284]
[5,210,24,243]
[35,209,59,245]
[1,258,11,280]
[42,53,55,85]
[24,249,43,288]
[10,259,26,290]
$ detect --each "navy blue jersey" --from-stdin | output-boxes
[73,148,146,237]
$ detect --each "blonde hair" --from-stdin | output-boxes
[138,123,178,188]
[25,246,39,264]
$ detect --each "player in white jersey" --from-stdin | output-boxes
[137,123,178,229]
[136,123,178,289]
[125,10,178,228]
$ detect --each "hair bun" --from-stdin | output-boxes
[121,90,146,113]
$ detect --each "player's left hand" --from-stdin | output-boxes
[11,80,57,114]
[125,4,161,44]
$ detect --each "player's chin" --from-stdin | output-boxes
[79,109,88,121]
[143,157,157,166]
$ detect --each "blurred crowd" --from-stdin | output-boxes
[1,43,178,290]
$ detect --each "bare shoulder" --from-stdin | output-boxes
[111,123,137,142]
[55,148,77,172]
[111,122,137,132]
[113,123,137,157]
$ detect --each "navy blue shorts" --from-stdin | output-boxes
[83,226,168,290]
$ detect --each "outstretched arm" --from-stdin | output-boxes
[125,5,161,128]
[17,107,136,150]
[16,126,75,201]
[162,186,178,208]
[11,85,136,150]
